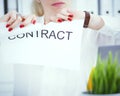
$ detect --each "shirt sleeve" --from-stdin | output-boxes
[90,25,120,46]
[84,25,120,46]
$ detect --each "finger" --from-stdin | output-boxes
[46,16,56,24]
[56,9,74,22]
[7,15,17,25]
[56,13,73,22]
[20,15,36,27]
[7,15,22,32]
[44,19,50,25]
[6,14,22,28]
[60,9,70,16]
[4,11,17,22]
[49,16,63,23]
[66,9,74,13]
[6,11,19,24]
[61,9,74,18]
[56,14,67,21]
[31,15,37,24]
[9,16,22,28]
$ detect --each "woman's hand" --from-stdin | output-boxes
[0,11,36,32]
[19,14,36,29]
[44,9,85,24]
[44,9,104,30]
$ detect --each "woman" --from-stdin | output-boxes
[0,10,36,31]
[32,0,104,29]
[12,0,119,96]
[1,0,119,96]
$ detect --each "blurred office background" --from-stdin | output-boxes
[0,0,120,30]
[0,0,120,96]
[0,0,120,16]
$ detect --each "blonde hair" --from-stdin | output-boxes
[31,0,44,16]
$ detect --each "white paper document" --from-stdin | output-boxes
[0,20,84,70]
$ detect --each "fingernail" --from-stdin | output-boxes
[57,18,63,23]
[32,20,36,24]
[6,24,10,28]
[68,14,73,18]
[20,24,24,28]
[67,18,72,21]
[8,28,13,32]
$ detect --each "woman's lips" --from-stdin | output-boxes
[51,2,65,7]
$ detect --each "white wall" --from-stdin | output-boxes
[0,0,4,15]
[17,0,33,15]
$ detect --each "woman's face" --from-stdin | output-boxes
[37,0,72,14]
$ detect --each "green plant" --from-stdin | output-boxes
[87,51,120,94]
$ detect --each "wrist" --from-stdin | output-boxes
[89,14,105,30]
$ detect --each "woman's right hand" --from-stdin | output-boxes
[0,11,36,32]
